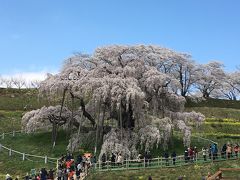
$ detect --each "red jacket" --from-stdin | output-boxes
[66,160,73,168]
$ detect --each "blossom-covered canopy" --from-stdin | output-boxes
[22,45,205,158]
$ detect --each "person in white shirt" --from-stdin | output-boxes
[117,153,123,167]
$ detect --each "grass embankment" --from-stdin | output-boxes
[0,108,68,176]
[1,89,240,177]
[185,97,240,109]
[186,106,240,120]
[0,88,42,111]
[88,159,240,180]
[0,110,22,132]
[0,88,62,177]
[0,131,68,176]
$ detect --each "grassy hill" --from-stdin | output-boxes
[185,97,240,109]
[0,88,240,178]
[0,88,41,111]
[88,160,240,180]
[0,131,68,176]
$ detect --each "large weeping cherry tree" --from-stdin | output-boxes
[22,45,205,158]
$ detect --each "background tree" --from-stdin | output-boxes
[194,61,226,98]
[30,80,41,88]
[12,76,26,89]
[2,77,13,88]
[173,58,197,96]
[212,72,240,100]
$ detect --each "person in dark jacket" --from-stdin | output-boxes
[111,153,116,166]
[48,169,54,180]
[184,148,188,163]
[208,144,212,160]
[171,151,177,165]
[77,154,83,164]
[146,151,152,166]
[101,153,106,168]
[24,173,30,180]
[40,168,48,180]
[221,143,226,159]
[164,152,169,166]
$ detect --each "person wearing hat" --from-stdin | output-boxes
[6,174,12,180]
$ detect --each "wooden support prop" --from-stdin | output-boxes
[219,168,240,171]
[207,171,222,180]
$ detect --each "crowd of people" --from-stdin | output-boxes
[4,142,239,179]
[55,152,96,180]
[101,143,240,168]
[204,143,239,160]
[181,143,239,164]
[5,152,96,180]
[101,152,124,167]
[4,169,55,180]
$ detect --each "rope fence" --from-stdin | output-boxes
[0,131,58,166]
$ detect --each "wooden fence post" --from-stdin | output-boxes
[22,153,25,161]
[0,144,2,152]
[56,159,59,169]
[2,133,4,140]
[94,161,97,170]
[45,156,48,164]
[9,149,12,156]
[12,131,15,137]
[144,157,145,168]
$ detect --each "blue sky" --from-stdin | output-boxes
[0,0,240,78]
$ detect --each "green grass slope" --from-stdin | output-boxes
[1,88,240,178]
[88,159,240,180]
[0,88,41,111]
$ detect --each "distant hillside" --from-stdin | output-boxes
[186,97,240,109]
[1,88,240,111]
[0,88,41,111]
